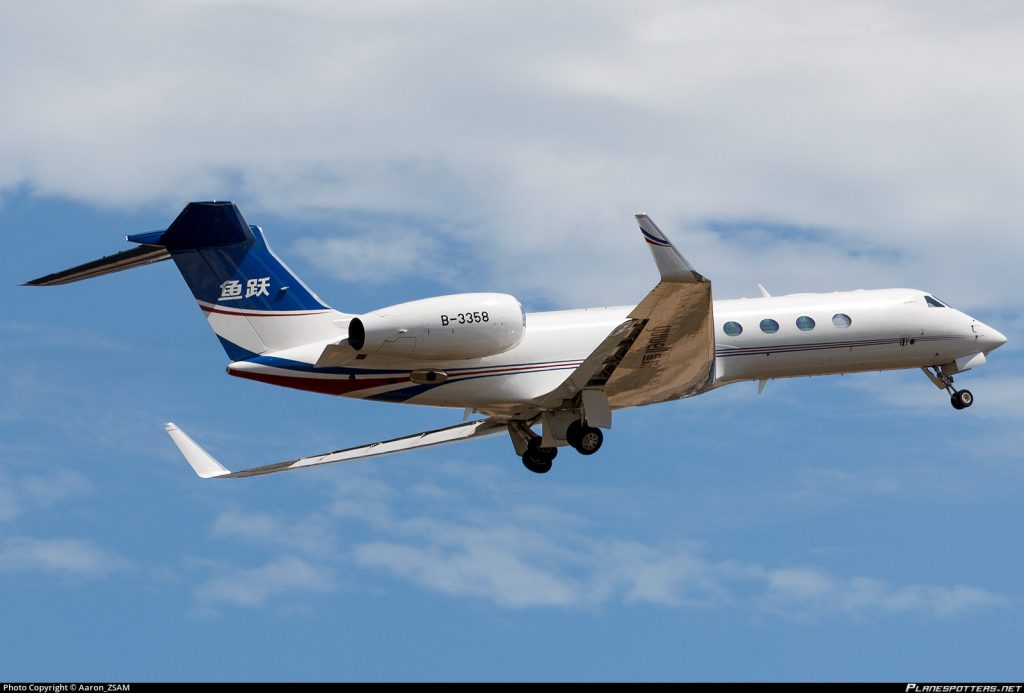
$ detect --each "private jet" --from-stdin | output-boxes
[26,202,1007,476]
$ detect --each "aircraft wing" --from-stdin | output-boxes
[541,214,715,411]
[165,418,506,478]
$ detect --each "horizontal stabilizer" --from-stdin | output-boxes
[164,419,506,478]
[140,201,254,250]
[23,244,170,286]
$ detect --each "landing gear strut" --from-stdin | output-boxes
[566,420,604,456]
[922,366,973,411]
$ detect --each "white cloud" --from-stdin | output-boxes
[2,1,1023,307]
[21,470,91,508]
[187,460,1011,618]
[0,537,131,578]
[0,469,91,522]
[758,567,1010,619]
[354,539,581,608]
[291,227,448,286]
[324,473,1010,618]
[193,555,334,608]
[351,509,1011,618]
[598,540,730,608]
[211,508,335,557]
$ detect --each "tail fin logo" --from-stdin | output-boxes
[219,277,271,302]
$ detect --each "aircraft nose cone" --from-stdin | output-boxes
[980,324,1008,351]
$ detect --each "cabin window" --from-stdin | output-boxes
[723,321,743,337]
[832,313,852,328]
[925,295,946,308]
[796,316,815,331]
[759,318,780,334]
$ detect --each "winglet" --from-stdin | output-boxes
[634,214,702,283]
[164,423,231,478]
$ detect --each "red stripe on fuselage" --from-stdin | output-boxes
[229,369,404,396]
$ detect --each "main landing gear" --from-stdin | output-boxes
[513,419,606,474]
[522,438,556,474]
[566,420,604,456]
[922,366,973,410]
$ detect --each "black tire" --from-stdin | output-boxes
[566,420,584,449]
[522,451,552,474]
[575,426,603,456]
[953,389,973,409]
[522,439,556,474]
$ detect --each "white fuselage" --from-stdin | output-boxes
[227,288,1006,415]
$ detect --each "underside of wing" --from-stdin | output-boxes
[165,419,507,478]
[539,214,716,411]
[602,277,714,407]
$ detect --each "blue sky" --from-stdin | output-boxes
[3,1,1024,682]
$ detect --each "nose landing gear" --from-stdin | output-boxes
[951,389,974,410]
[922,366,974,410]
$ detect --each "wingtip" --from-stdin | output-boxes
[634,214,702,283]
[164,422,231,478]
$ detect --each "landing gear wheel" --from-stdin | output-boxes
[566,420,583,449]
[522,439,557,474]
[951,389,973,410]
[522,451,553,474]
[574,426,604,456]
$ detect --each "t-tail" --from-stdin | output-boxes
[24,201,346,359]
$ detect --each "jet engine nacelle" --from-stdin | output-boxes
[347,293,526,360]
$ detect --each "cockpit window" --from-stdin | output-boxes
[925,295,946,308]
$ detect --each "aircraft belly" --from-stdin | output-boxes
[405,368,575,407]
